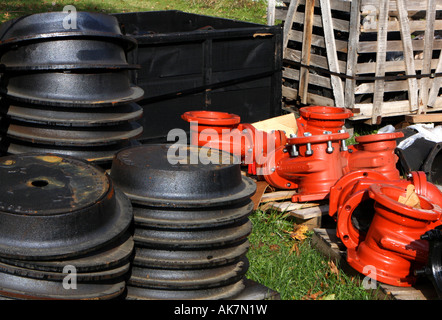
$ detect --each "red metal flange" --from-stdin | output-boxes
[345,183,442,287]
[260,130,350,202]
[346,131,404,180]
[296,106,353,136]
[182,111,241,127]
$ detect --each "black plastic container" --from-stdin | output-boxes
[113,10,283,143]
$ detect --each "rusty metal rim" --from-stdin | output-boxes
[0,272,126,300]
[133,219,252,250]
[127,256,248,290]
[132,199,253,229]
[126,175,256,209]
[0,232,134,273]
[0,260,131,282]
[6,121,143,147]
[132,240,250,269]
[1,63,141,71]
[125,279,245,300]
[1,86,145,108]
[2,138,141,164]
[2,102,143,127]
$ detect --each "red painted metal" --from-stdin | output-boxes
[296,106,353,136]
[345,132,404,180]
[260,130,350,202]
[343,183,442,287]
[181,111,287,172]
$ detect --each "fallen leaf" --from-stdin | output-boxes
[289,242,300,256]
[269,244,280,252]
[322,294,335,300]
[286,224,309,241]
[328,261,340,278]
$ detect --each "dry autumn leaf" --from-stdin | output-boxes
[285,224,309,241]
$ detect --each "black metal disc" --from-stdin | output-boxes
[2,102,143,127]
[133,240,250,269]
[0,272,126,300]
[110,144,257,208]
[132,199,253,229]
[125,280,245,300]
[0,232,134,273]
[0,71,144,107]
[0,260,131,282]
[0,12,136,51]
[0,153,133,260]
[0,38,138,71]
[128,257,249,290]
[133,219,252,250]
[6,121,143,146]
[2,138,141,164]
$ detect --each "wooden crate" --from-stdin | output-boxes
[277,0,442,124]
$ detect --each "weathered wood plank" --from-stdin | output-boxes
[371,0,389,124]
[288,29,348,53]
[344,0,360,109]
[357,58,440,74]
[285,48,347,70]
[299,0,315,105]
[267,0,276,25]
[396,0,419,112]
[419,0,436,112]
[282,0,352,13]
[426,55,442,109]
[283,67,332,89]
[352,98,442,120]
[358,39,442,54]
[320,0,345,107]
[282,85,336,106]
[405,113,442,123]
[361,0,442,12]
[282,0,300,52]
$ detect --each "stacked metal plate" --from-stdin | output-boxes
[0,12,144,166]
[110,144,257,300]
[0,153,134,299]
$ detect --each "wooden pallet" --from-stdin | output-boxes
[276,0,442,124]
[252,180,330,229]
[311,228,439,300]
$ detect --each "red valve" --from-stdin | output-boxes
[296,106,353,136]
[346,132,404,180]
[260,130,350,202]
[182,110,287,169]
[343,183,442,287]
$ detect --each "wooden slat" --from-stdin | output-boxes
[357,57,440,74]
[288,29,348,53]
[285,48,347,70]
[405,113,442,123]
[396,0,419,112]
[427,55,442,109]
[267,0,276,25]
[282,85,336,106]
[320,0,345,107]
[344,0,360,109]
[358,39,442,54]
[282,0,301,52]
[352,97,442,120]
[361,19,442,33]
[371,0,389,124]
[283,67,332,89]
[361,0,442,12]
[419,0,436,112]
[282,0,352,12]
[299,0,316,104]
[355,78,421,94]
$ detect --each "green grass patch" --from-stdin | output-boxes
[0,0,268,24]
[246,209,384,300]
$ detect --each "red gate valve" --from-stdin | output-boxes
[342,183,442,287]
[296,106,353,136]
[259,130,350,202]
[182,111,287,170]
[346,132,404,180]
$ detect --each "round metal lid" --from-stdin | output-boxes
[0,12,136,51]
[110,144,257,208]
[0,153,133,260]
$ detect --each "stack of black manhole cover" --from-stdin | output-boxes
[110,144,257,300]
[0,153,134,299]
[0,12,144,166]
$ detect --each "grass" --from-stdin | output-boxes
[0,0,268,24]
[246,210,384,300]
